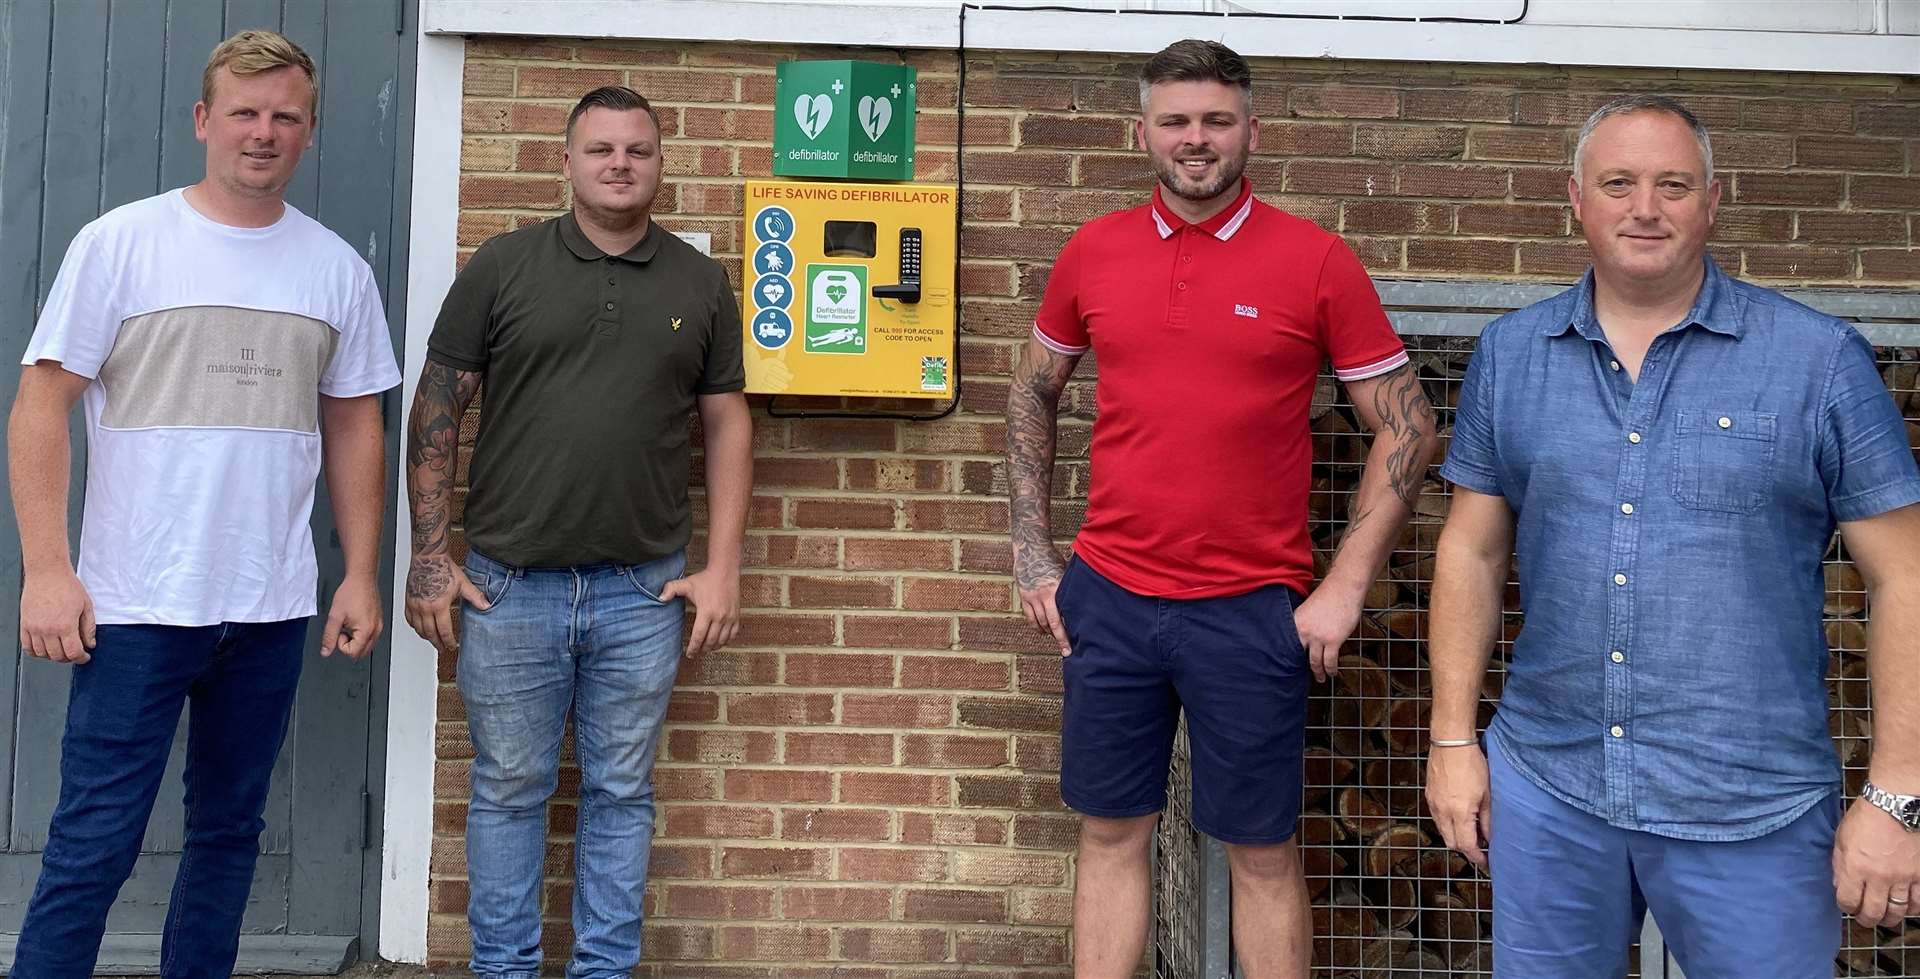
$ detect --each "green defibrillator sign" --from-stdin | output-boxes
[774,59,917,181]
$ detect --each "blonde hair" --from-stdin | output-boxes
[202,30,318,117]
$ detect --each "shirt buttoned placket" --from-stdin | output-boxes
[597,256,621,336]
[1169,228,1195,328]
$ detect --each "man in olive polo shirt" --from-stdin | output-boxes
[403,85,752,977]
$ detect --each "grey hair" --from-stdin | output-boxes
[1137,39,1254,115]
[1573,94,1714,183]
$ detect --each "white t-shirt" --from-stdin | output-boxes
[21,188,403,626]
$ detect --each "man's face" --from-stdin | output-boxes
[1138,80,1258,205]
[563,107,663,222]
[193,66,316,200]
[1571,111,1721,287]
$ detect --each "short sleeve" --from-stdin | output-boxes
[698,264,745,395]
[1032,230,1088,355]
[1818,328,1920,522]
[426,243,500,373]
[1437,324,1504,497]
[319,268,403,397]
[1315,239,1407,383]
[21,226,119,377]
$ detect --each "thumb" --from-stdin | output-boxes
[659,577,692,602]
[459,573,490,610]
[80,600,98,649]
[319,608,344,657]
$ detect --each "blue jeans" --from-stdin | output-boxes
[1487,734,1841,979]
[11,618,308,979]
[458,548,686,979]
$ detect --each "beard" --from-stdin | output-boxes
[1150,147,1248,203]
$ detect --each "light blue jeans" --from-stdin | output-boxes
[458,548,686,979]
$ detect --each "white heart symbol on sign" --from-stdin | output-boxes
[761,281,786,303]
[793,94,832,140]
[858,95,892,142]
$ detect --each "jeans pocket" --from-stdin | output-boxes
[623,551,688,604]
[1671,408,1777,513]
[463,558,514,612]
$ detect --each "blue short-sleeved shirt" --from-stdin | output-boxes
[1439,258,1920,841]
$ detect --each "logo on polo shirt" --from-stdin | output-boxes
[1234,304,1259,319]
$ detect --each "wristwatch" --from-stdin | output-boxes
[1861,782,1920,832]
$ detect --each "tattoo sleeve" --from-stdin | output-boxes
[1005,339,1080,590]
[1331,363,1439,573]
[405,359,483,599]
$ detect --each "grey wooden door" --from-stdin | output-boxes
[0,0,413,958]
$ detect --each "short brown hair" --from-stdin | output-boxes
[566,86,663,144]
[1139,39,1252,113]
[202,30,318,117]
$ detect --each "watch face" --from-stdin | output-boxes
[1904,798,1920,823]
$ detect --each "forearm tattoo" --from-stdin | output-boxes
[1334,364,1437,564]
[1006,342,1078,590]
[406,360,483,599]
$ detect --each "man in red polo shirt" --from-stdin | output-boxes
[1006,39,1438,978]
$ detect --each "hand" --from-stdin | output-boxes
[1292,584,1362,681]
[1833,795,1920,927]
[1426,745,1493,869]
[20,568,96,665]
[1014,547,1070,657]
[321,571,385,659]
[403,552,488,657]
[661,566,740,656]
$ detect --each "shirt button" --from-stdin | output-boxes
[1611,650,1625,663]
[1610,725,1625,738]
[1609,360,1621,372]
[605,301,615,310]
[1620,502,1634,515]
[1613,573,1627,586]
[1182,255,1192,263]
[1627,432,1642,444]
[1718,416,1732,429]
[607,277,616,285]
[1177,282,1188,290]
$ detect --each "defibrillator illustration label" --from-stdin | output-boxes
[805,264,867,355]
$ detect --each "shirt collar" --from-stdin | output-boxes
[1552,256,1743,341]
[1150,178,1255,241]
[559,211,661,264]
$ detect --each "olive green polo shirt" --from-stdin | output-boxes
[428,213,744,568]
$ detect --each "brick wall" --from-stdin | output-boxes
[436,33,1919,973]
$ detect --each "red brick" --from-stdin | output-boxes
[842,693,956,728]
[1742,246,1853,280]
[508,102,571,135]
[952,850,1067,886]
[1011,813,1080,850]
[719,846,831,879]
[725,692,836,725]
[515,66,623,99]
[668,690,721,723]
[902,888,1009,924]
[1013,890,1074,926]
[902,577,1012,613]
[843,615,954,650]
[962,225,1074,261]
[665,730,777,765]
[842,538,953,573]
[779,807,891,842]
[1260,122,1355,157]
[788,575,895,610]
[1407,238,1513,275]
[837,847,951,883]
[664,884,776,920]
[1403,89,1513,123]
[902,733,1011,769]
[463,62,514,97]
[1736,172,1845,207]
[1396,165,1509,199]
[1456,204,1567,237]
[791,499,898,530]
[963,150,1074,186]
[955,928,1070,965]
[627,68,736,103]
[788,420,898,451]
[1284,160,1393,197]
[1342,200,1447,235]
[1856,102,1920,137]
[1796,211,1907,245]
[1018,114,1130,150]
[716,924,831,961]
[1014,734,1063,772]
[845,458,947,493]
[1713,208,1795,243]
[724,769,835,803]
[1705,132,1793,171]
[780,886,892,921]
[680,106,775,141]
[732,614,834,648]
[955,774,1061,811]
[837,927,950,963]
[1862,249,1920,280]
[840,771,953,806]
[750,535,839,569]
[513,138,564,173]
[901,654,1013,690]
[648,843,715,879]
[460,174,563,209]
[958,539,1013,575]
[967,76,1074,110]
[904,499,1010,533]
[1075,152,1151,190]
[784,652,897,688]
[751,456,839,489]
[1744,99,1853,133]
[957,696,1061,733]
[662,804,777,839]
[577,42,683,64]
[901,812,1009,846]
[639,922,715,960]
[1852,176,1920,209]
[1289,84,1399,119]
[1355,125,1466,161]
[1015,654,1064,697]
[655,767,720,801]
[1512,167,1575,202]
[784,732,895,766]
[1513,91,1619,127]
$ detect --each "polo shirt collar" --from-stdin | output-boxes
[1150,178,1255,241]
[1552,256,1743,341]
[559,211,661,264]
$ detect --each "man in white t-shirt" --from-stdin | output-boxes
[6,30,400,976]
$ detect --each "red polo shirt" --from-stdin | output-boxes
[1034,180,1406,599]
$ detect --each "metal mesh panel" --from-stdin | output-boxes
[1156,333,1920,978]
[1155,717,1204,979]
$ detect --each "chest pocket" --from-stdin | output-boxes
[1670,409,1777,513]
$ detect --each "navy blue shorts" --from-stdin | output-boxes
[1055,556,1310,845]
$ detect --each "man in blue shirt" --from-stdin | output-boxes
[1425,94,1920,977]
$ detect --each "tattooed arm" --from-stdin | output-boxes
[1294,363,1439,681]
[1006,335,1082,655]
[402,359,485,655]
